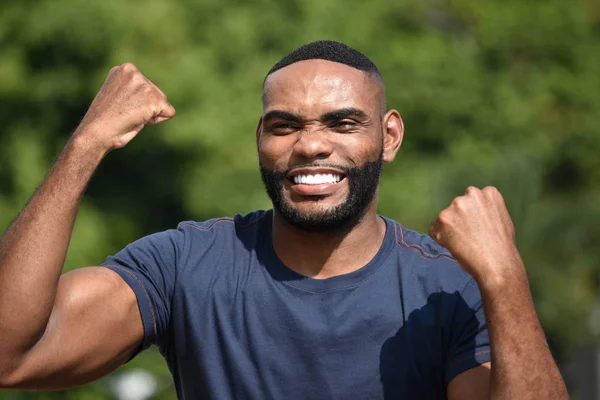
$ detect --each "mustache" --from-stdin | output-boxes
[269,163,355,176]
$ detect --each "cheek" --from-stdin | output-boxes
[342,137,381,164]
[258,136,295,169]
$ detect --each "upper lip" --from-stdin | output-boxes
[287,167,346,180]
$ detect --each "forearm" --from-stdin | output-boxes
[0,134,105,369]
[480,268,569,399]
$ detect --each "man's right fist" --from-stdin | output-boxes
[76,63,176,152]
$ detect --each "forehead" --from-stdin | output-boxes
[263,59,379,115]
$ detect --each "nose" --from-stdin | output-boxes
[292,129,334,160]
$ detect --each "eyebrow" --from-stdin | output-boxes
[263,107,369,124]
[321,108,368,122]
[262,110,302,124]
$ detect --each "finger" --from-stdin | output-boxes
[121,62,139,73]
[464,186,480,196]
[103,66,121,85]
[428,218,444,245]
[145,77,167,98]
[482,187,515,238]
[484,186,507,208]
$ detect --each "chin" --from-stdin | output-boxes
[285,195,345,214]
[276,198,367,233]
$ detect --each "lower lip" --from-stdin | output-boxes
[289,179,345,196]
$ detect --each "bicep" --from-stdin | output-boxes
[447,362,491,400]
[7,267,143,390]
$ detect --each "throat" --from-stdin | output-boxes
[271,212,387,279]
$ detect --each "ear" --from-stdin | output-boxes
[255,117,263,150]
[382,109,404,163]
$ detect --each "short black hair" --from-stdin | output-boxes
[265,40,382,82]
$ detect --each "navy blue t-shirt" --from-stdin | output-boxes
[102,210,490,399]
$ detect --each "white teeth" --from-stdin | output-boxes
[293,174,342,185]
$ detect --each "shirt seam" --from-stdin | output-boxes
[448,348,491,368]
[104,264,158,343]
[178,213,269,234]
[394,222,455,262]
[179,218,234,232]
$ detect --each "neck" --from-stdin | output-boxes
[271,203,387,279]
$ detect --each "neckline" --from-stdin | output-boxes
[259,211,396,293]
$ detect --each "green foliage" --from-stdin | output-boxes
[1,0,599,397]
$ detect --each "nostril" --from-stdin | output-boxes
[293,136,334,158]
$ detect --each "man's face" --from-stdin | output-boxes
[258,60,390,232]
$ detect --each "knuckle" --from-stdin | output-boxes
[159,97,171,107]
[438,209,452,224]
[154,88,167,100]
[483,185,500,196]
[120,62,137,72]
[465,186,480,195]
[155,94,171,110]
[452,196,467,209]
[131,72,147,85]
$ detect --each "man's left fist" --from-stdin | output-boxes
[429,186,525,285]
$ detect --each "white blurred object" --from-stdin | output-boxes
[110,369,158,400]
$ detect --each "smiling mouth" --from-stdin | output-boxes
[291,173,344,185]
[287,167,348,185]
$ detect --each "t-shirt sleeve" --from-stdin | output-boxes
[100,226,184,356]
[444,278,491,386]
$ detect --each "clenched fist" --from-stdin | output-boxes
[75,63,175,152]
[429,186,526,287]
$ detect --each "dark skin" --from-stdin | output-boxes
[0,60,568,399]
[258,60,568,399]
[258,61,397,278]
[0,63,169,389]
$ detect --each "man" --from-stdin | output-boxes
[0,40,568,399]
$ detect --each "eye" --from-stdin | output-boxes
[268,123,299,135]
[331,120,359,131]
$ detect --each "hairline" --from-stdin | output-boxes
[263,58,382,86]
[261,60,387,113]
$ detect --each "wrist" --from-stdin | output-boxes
[69,125,111,161]
[62,131,109,175]
[474,260,530,297]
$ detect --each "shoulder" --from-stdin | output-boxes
[176,210,269,236]
[171,210,270,254]
[384,217,474,293]
[392,219,453,261]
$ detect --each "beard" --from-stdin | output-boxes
[259,151,384,233]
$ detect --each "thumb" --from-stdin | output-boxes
[428,218,445,247]
[149,103,176,125]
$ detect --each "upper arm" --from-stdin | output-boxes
[6,266,143,390]
[3,224,184,390]
[447,362,491,400]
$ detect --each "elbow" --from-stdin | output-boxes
[0,355,27,389]
[0,367,21,389]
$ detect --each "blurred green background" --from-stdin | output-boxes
[1,0,599,398]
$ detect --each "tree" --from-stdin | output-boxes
[1,0,599,397]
